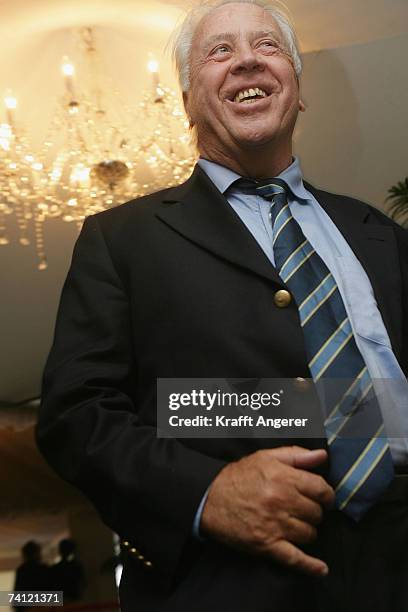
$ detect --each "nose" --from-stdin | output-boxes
[230,43,264,74]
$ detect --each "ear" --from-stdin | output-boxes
[182,91,195,128]
[299,99,306,112]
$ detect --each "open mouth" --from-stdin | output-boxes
[229,87,271,105]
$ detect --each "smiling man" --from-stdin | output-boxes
[183,1,303,177]
[37,1,408,611]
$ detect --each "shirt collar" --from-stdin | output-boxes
[197,156,310,202]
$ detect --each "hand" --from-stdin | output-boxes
[200,446,334,576]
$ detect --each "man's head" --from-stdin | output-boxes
[58,538,76,560]
[171,0,305,174]
[22,540,41,563]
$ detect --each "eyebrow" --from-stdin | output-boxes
[202,30,281,53]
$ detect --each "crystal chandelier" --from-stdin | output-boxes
[0,28,196,269]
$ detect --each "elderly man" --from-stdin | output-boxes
[37,1,408,611]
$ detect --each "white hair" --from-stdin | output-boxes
[170,0,302,94]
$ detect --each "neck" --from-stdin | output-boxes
[198,140,293,179]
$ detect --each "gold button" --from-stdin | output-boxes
[122,541,129,547]
[144,561,153,568]
[294,377,310,391]
[274,290,291,308]
[137,554,145,561]
[130,548,138,554]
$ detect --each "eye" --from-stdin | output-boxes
[211,44,231,56]
[258,39,280,50]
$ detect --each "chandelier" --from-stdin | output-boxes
[0,28,196,270]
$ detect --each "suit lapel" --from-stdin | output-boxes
[155,168,402,356]
[306,183,403,357]
[156,165,284,287]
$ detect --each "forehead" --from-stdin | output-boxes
[193,3,282,50]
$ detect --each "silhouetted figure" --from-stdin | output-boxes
[14,540,49,611]
[50,539,85,603]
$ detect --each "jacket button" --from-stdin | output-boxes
[294,377,310,391]
[274,290,292,308]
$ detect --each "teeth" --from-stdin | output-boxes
[233,87,268,103]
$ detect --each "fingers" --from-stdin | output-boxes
[293,448,328,470]
[262,446,334,508]
[271,540,329,577]
[267,446,328,470]
[295,471,335,509]
[201,448,332,579]
[285,516,317,545]
[292,495,324,525]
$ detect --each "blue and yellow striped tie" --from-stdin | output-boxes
[254,177,394,520]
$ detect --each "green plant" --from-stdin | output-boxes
[386,177,408,223]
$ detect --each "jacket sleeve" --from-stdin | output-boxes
[35,213,226,586]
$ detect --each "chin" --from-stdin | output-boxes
[233,130,277,148]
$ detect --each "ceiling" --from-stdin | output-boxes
[1,0,408,405]
[2,0,408,54]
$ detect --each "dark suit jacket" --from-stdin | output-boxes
[36,165,408,611]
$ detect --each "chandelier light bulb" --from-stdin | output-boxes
[147,58,160,94]
[147,59,159,74]
[62,57,76,98]
[0,122,11,150]
[61,57,75,76]
[4,90,17,125]
[4,91,17,110]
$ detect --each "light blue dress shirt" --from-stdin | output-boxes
[193,156,408,536]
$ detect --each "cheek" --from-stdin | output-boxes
[192,89,219,121]
[198,64,228,97]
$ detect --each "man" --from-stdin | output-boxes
[36,1,408,611]
[49,539,86,603]
[14,541,50,611]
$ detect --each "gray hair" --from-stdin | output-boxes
[170,0,302,94]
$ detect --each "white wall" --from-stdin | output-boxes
[295,32,408,210]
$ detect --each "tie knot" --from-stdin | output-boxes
[254,177,288,201]
[233,177,288,202]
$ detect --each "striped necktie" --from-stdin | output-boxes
[248,177,394,520]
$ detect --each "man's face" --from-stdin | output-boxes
[184,2,301,156]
